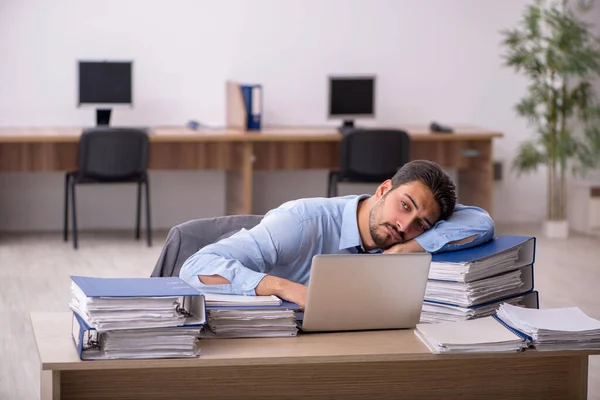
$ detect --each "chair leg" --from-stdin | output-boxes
[70,180,78,249]
[145,178,152,247]
[328,172,339,198]
[63,174,69,242]
[135,181,142,240]
[332,176,338,198]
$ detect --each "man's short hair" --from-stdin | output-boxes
[389,160,457,221]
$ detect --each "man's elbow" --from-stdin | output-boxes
[465,211,495,245]
[446,211,495,248]
[480,210,495,241]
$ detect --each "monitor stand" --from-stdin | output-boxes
[96,109,112,126]
[337,119,355,134]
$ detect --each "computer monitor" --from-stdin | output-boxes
[78,60,133,126]
[328,75,375,131]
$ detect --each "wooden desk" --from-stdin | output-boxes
[0,126,502,214]
[33,312,595,400]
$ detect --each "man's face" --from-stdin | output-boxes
[368,180,441,249]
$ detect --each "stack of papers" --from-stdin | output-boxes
[428,247,521,282]
[204,293,282,307]
[202,309,298,338]
[421,294,527,323]
[496,303,600,351]
[102,327,200,358]
[201,294,299,338]
[76,319,202,360]
[415,316,526,354]
[70,280,188,331]
[69,276,205,360]
[424,269,524,307]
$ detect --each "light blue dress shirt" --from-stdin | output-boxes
[179,195,494,295]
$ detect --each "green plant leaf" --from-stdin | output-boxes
[511,141,547,175]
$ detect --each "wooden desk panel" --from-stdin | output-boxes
[0,126,502,214]
[33,312,593,400]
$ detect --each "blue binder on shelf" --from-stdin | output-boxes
[240,84,262,131]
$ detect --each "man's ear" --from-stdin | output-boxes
[374,180,393,199]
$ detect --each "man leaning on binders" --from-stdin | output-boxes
[179,160,494,308]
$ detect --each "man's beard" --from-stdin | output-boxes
[368,194,405,249]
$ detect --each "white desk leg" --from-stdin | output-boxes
[41,370,60,400]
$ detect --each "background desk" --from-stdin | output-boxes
[33,312,594,400]
[0,126,502,214]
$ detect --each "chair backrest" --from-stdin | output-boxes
[339,129,410,182]
[151,215,264,278]
[77,127,149,180]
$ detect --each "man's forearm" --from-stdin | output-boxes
[256,275,290,297]
[384,239,425,254]
[256,275,307,308]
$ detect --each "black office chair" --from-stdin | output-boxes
[63,127,152,249]
[151,215,264,278]
[328,129,410,197]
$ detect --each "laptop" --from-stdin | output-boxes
[298,253,431,332]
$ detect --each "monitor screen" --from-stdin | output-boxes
[78,61,132,105]
[329,76,375,117]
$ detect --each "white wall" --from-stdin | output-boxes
[1,0,599,231]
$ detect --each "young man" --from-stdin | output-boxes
[179,160,494,307]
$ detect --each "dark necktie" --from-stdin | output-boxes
[355,245,366,254]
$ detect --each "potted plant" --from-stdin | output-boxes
[501,0,600,237]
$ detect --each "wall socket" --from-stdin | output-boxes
[493,161,503,181]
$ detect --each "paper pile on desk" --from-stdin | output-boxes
[70,290,188,331]
[425,269,525,307]
[428,247,521,282]
[420,293,527,323]
[200,294,299,338]
[496,303,600,351]
[69,276,205,360]
[415,316,526,354]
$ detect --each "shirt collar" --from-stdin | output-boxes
[339,194,371,251]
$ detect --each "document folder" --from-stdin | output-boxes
[429,235,536,282]
[72,310,206,360]
[424,264,536,307]
[71,276,200,298]
[240,84,262,131]
[225,80,262,131]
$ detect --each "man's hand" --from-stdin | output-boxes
[256,275,308,308]
[383,239,425,254]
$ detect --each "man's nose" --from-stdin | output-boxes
[397,216,415,233]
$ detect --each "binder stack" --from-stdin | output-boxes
[420,235,539,323]
[415,304,600,354]
[495,303,600,351]
[199,294,300,338]
[69,276,206,360]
